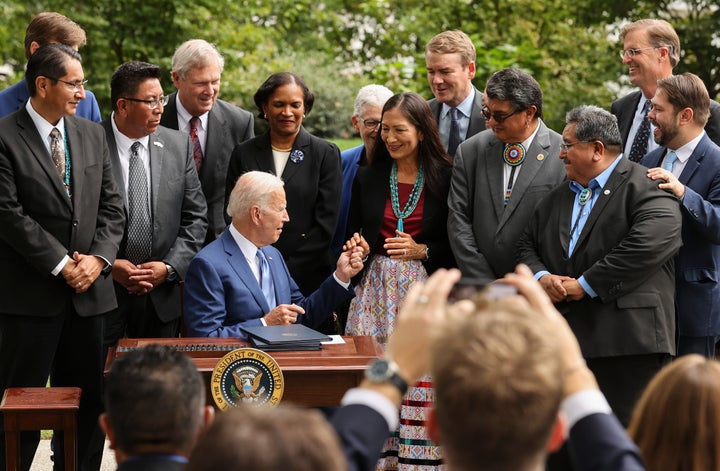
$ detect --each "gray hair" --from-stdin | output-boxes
[485,68,543,119]
[565,105,622,149]
[226,171,284,219]
[171,39,224,79]
[353,84,393,118]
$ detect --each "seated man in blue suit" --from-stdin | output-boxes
[0,12,102,122]
[642,73,720,358]
[184,170,364,338]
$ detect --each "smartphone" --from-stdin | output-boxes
[449,278,518,303]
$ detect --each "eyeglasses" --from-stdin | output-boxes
[44,77,88,93]
[481,105,522,124]
[619,47,658,59]
[560,140,593,152]
[122,95,169,110]
[359,118,381,128]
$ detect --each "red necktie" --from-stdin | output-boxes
[189,116,204,173]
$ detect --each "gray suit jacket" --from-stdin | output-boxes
[428,87,486,146]
[0,108,124,316]
[447,121,566,282]
[103,120,208,322]
[160,93,254,245]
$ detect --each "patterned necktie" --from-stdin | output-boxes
[126,142,152,265]
[448,107,461,157]
[257,249,277,309]
[50,127,65,178]
[189,116,204,173]
[628,99,652,162]
[663,150,678,173]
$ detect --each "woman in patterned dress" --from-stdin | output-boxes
[345,92,455,470]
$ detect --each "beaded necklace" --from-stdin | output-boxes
[389,161,424,233]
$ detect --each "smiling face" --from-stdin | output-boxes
[622,28,666,92]
[483,97,534,144]
[648,87,681,148]
[262,82,305,140]
[426,51,475,108]
[380,107,423,164]
[173,63,220,116]
[116,78,164,139]
[353,104,383,152]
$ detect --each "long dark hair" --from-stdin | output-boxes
[370,92,452,198]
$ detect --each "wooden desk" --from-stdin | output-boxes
[106,336,381,407]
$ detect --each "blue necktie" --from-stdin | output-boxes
[257,249,276,309]
[628,99,652,162]
[662,150,678,173]
[448,107,461,157]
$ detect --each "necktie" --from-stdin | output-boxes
[448,107,461,157]
[662,150,678,173]
[189,116,204,173]
[628,99,652,162]
[126,142,152,265]
[50,128,65,178]
[257,249,277,309]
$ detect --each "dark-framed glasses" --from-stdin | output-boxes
[481,105,522,124]
[43,76,88,93]
[359,118,381,128]
[122,95,169,110]
[619,47,658,59]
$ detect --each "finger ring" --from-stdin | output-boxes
[417,295,429,304]
[403,249,407,257]
[76,283,82,288]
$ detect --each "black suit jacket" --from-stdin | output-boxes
[160,93,254,245]
[346,160,455,280]
[611,90,720,149]
[225,127,342,294]
[517,157,682,358]
[0,108,125,316]
[103,121,208,322]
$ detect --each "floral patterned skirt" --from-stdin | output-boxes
[346,255,444,471]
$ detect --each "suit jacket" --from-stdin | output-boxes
[612,90,720,149]
[641,134,720,336]
[517,157,682,358]
[332,144,366,258]
[103,121,208,322]
[160,93,254,245]
[427,87,486,143]
[225,127,342,294]
[183,229,354,338]
[0,108,124,316]
[0,80,102,122]
[332,403,393,471]
[568,413,646,471]
[346,160,455,279]
[448,122,566,283]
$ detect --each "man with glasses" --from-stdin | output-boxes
[0,12,102,122]
[611,19,720,162]
[102,61,207,345]
[161,39,254,246]
[517,105,682,426]
[0,44,125,471]
[447,67,565,283]
[425,30,485,156]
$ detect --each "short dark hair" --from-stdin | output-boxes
[25,43,81,97]
[104,345,205,455]
[485,68,544,119]
[656,73,710,127]
[110,61,163,112]
[565,105,623,152]
[253,72,315,120]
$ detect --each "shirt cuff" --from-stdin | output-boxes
[52,255,71,276]
[341,388,399,431]
[534,270,550,281]
[577,275,597,298]
[561,389,612,431]
[333,272,351,289]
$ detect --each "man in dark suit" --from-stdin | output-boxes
[160,39,254,246]
[611,19,720,161]
[448,68,566,283]
[425,30,485,156]
[517,105,682,425]
[183,171,363,338]
[101,345,214,471]
[0,12,101,122]
[641,73,720,358]
[0,44,125,471]
[102,61,207,343]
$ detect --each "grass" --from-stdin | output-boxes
[329,138,363,151]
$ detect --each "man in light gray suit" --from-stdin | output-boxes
[103,61,207,344]
[425,30,486,156]
[160,39,254,246]
[448,68,565,283]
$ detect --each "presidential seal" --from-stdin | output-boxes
[211,348,284,410]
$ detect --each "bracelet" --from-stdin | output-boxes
[424,246,429,261]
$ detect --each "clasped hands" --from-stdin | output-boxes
[344,230,426,261]
[538,274,587,303]
[61,251,104,294]
[112,259,168,295]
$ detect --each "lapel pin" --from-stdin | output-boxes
[153,141,164,148]
[537,154,544,161]
[603,189,610,195]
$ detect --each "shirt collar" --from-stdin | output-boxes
[671,131,705,165]
[110,112,150,152]
[175,95,209,131]
[570,155,623,192]
[442,88,476,119]
[26,100,64,142]
[229,224,262,262]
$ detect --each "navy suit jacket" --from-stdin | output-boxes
[183,229,354,338]
[0,80,102,122]
[641,134,720,336]
[332,144,365,258]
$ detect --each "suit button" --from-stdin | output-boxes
[72,220,78,227]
